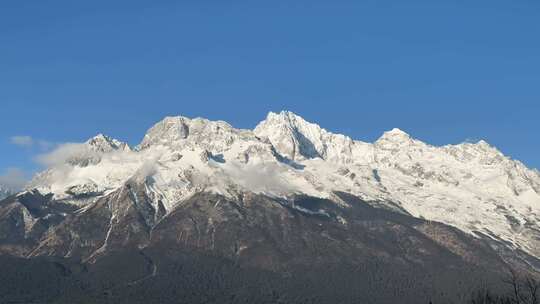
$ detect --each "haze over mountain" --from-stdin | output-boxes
[1,111,539,303]
[0,187,11,200]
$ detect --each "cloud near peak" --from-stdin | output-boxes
[0,168,28,191]
[34,143,93,167]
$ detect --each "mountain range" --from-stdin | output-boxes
[1,111,539,303]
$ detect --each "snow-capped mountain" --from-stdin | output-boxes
[2,110,539,303]
[21,111,540,263]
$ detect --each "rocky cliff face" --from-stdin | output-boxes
[0,185,520,303]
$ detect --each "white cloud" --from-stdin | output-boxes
[29,141,141,191]
[10,135,54,151]
[221,162,295,194]
[10,135,34,147]
[0,168,28,190]
[34,143,95,167]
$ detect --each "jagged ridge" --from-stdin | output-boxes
[18,110,540,263]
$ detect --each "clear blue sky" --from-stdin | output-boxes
[1,0,539,182]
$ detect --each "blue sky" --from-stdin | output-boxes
[1,0,539,185]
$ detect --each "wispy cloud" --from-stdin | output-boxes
[220,162,295,194]
[4,137,96,191]
[0,168,28,190]
[10,135,34,147]
[34,143,93,167]
[10,135,54,151]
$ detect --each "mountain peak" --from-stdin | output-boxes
[263,110,309,126]
[86,134,130,153]
[386,128,409,136]
[138,116,193,149]
[376,128,412,144]
[475,139,493,149]
[255,111,327,160]
[255,111,357,161]
[460,139,507,163]
[138,115,241,151]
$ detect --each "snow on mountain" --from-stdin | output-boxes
[254,111,369,163]
[87,133,131,153]
[25,111,540,259]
